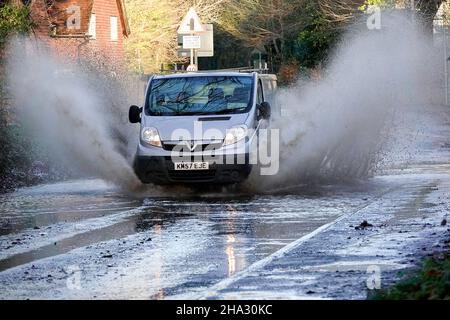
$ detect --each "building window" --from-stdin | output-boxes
[110,16,118,42]
[88,13,96,39]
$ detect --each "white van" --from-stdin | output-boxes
[129,71,277,184]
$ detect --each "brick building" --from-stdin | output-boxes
[29,0,130,65]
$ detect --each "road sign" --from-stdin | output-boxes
[183,35,201,49]
[178,24,214,57]
[177,7,205,34]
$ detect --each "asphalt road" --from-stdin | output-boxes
[0,105,449,300]
[0,179,380,299]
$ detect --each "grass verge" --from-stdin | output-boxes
[370,252,450,300]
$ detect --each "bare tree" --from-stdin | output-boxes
[319,0,446,32]
[415,0,446,32]
[124,0,227,73]
[319,0,366,24]
[218,0,308,64]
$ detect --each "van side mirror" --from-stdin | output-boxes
[129,105,142,123]
[258,102,271,120]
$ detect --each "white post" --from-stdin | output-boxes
[195,49,198,68]
[190,33,194,67]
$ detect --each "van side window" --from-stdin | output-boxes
[257,79,264,104]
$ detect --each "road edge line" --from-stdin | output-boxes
[192,185,400,300]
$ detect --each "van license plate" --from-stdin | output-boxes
[174,162,209,170]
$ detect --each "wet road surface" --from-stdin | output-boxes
[0,178,390,299]
[1,105,449,299]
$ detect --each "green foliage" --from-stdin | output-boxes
[370,255,450,300]
[0,105,71,193]
[0,71,65,193]
[216,0,342,74]
[0,3,31,47]
[219,0,310,69]
[359,0,396,11]
[0,111,33,192]
[293,11,340,68]
[199,25,254,70]
[123,0,356,75]
[0,84,49,193]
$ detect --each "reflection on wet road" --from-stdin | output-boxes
[0,179,384,299]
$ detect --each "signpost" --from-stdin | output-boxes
[177,7,207,71]
[177,8,205,34]
[182,35,201,49]
[178,24,214,59]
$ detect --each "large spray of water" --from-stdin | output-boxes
[6,39,141,191]
[5,14,443,193]
[247,14,441,190]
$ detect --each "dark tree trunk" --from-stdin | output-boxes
[415,0,445,34]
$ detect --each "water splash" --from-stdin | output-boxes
[6,38,142,191]
[247,14,441,190]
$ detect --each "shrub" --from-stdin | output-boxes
[0,3,31,48]
[370,254,450,300]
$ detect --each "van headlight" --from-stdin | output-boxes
[223,125,248,146]
[141,127,162,147]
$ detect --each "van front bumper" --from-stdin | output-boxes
[133,156,252,184]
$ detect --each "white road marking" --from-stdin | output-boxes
[188,185,400,299]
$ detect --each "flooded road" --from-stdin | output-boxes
[0,178,388,299]
[1,105,449,299]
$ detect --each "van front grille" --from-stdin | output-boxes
[162,141,223,152]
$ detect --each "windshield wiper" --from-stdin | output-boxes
[150,108,246,116]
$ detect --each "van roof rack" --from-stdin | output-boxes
[159,65,270,75]
[209,66,270,74]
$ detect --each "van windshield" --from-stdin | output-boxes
[146,76,253,116]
